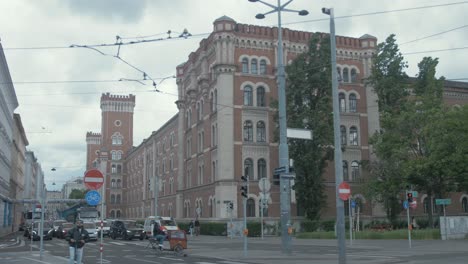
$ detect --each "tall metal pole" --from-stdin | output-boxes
[243,196,247,257]
[326,7,347,264]
[275,0,292,254]
[154,174,158,216]
[39,190,45,260]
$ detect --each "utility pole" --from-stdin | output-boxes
[240,175,249,257]
[322,7,347,264]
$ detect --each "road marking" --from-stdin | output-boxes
[159,256,183,261]
[125,256,162,263]
[219,261,249,264]
[108,241,126,246]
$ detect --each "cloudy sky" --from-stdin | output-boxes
[1,0,467,191]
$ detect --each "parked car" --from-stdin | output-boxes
[56,222,74,239]
[143,216,179,238]
[109,220,145,240]
[52,220,66,237]
[24,222,54,241]
[83,222,98,242]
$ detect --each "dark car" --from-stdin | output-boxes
[109,220,145,240]
[56,222,74,239]
[52,220,66,237]
[24,222,54,241]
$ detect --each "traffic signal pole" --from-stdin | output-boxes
[406,190,412,248]
[241,175,249,257]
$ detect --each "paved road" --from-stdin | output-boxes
[1,233,468,264]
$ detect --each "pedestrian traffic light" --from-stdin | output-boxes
[407,192,413,203]
[240,175,248,198]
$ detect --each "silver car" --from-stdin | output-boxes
[83,222,98,241]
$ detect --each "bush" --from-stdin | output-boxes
[320,220,336,232]
[199,222,226,236]
[301,220,320,232]
[247,222,261,237]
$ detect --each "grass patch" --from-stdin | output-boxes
[296,229,440,240]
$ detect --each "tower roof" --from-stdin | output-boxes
[214,15,236,23]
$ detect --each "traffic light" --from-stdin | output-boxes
[229,202,234,210]
[240,176,248,198]
[407,192,413,203]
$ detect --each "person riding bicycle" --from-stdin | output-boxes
[153,222,166,249]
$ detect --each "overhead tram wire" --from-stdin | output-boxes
[399,24,468,46]
[283,1,468,26]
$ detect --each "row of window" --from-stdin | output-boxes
[244,158,267,180]
[243,86,266,107]
[339,93,358,113]
[424,197,468,214]
[342,161,361,182]
[241,57,268,75]
[186,90,218,128]
[243,120,266,142]
[340,126,359,146]
[337,66,359,83]
[186,124,218,159]
[185,160,217,189]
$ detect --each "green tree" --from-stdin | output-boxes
[367,34,409,113]
[68,189,87,199]
[365,35,410,224]
[285,33,333,220]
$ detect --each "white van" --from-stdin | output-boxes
[143,216,179,238]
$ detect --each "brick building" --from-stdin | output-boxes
[88,16,468,221]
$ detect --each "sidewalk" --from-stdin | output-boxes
[0,232,21,249]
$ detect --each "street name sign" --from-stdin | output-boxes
[435,199,451,205]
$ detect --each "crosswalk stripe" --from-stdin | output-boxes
[219,261,249,264]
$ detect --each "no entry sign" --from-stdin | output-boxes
[84,169,104,190]
[338,182,351,201]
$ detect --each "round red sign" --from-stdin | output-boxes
[84,169,104,190]
[338,182,351,201]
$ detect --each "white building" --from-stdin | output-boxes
[0,40,19,236]
[61,177,85,199]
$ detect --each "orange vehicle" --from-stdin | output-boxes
[147,230,187,256]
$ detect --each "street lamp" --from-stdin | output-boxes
[322,7,347,264]
[249,0,308,255]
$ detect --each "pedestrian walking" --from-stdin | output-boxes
[65,220,89,264]
[194,219,200,236]
[188,220,194,237]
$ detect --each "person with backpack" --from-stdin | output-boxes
[65,220,89,264]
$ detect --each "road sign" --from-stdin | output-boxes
[412,191,418,198]
[435,199,452,205]
[258,178,271,192]
[259,192,270,202]
[280,173,296,179]
[410,200,417,209]
[274,166,286,174]
[338,182,351,201]
[85,190,101,206]
[403,200,409,209]
[351,200,356,209]
[84,169,104,190]
[287,128,313,140]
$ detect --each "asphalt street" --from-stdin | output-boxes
[1,233,468,264]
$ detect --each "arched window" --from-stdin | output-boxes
[116,210,121,218]
[117,165,122,173]
[244,158,253,179]
[260,59,267,75]
[243,121,253,142]
[256,121,266,142]
[117,179,121,187]
[343,67,349,82]
[242,58,249,73]
[111,179,116,188]
[210,92,214,113]
[213,90,218,112]
[339,93,346,112]
[351,69,358,82]
[336,67,342,81]
[257,86,266,107]
[110,210,115,218]
[258,159,267,179]
[246,198,255,217]
[112,132,123,145]
[251,58,258,74]
[244,86,253,106]
[349,127,358,145]
[343,161,349,181]
[351,161,360,181]
[116,194,121,204]
[349,94,357,112]
[462,197,468,213]
[340,125,347,145]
